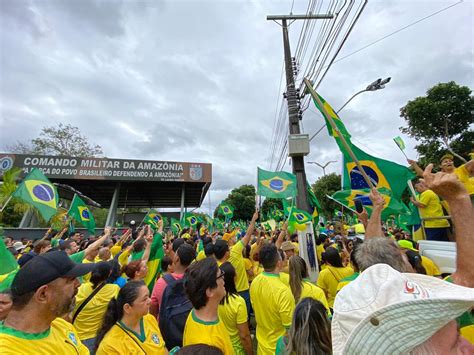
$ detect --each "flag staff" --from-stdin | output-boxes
[304,78,375,190]
[325,194,357,213]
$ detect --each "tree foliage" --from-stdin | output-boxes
[400,81,473,163]
[214,185,256,221]
[8,123,103,157]
[311,173,341,218]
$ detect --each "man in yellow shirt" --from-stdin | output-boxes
[250,243,295,355]
[0,251,95,354]
[411,180,450,241]
[183,257,233,354]
[227,211,259,318]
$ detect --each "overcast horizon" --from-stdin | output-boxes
[1,0,473,215]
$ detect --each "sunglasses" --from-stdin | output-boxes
[216,270,225,281]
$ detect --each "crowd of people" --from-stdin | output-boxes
[0,160,473,354]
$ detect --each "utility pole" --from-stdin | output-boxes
[267,13,333,212]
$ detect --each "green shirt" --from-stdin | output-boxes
[69,250,85,263]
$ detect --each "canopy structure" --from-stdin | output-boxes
[0,153,212,226]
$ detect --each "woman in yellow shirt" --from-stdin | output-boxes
[288,255,329,311]
[73,262,120,353]
[95,280,167,354]
[317,247,353,309]
[218,262,253,355]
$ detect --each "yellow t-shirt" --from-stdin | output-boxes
[418,190,450,228]
[110,244,122,257]
[317,265,354,308]
[250,272,295,355]
[229,241,249,292]
[421,256,441,277]
[317,244,325,263]
[336,272,360,293]
[96,314,166,354]
[183,309,233,355]
[196,249,206,261]
[73,282,120,340]
[300,280,330,311]
[279,272,290,287]
[81,258,95,283]
[454,165,474,195]
[0,317,89,354]
[244,258,254,282]
[218,294,248,354]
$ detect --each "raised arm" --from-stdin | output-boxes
[275,221,288,250]
[242,211,259,246]
[141,226,154,263]
[422,164,474,287]
[84,227,111,258]
[364,189,385,239]
[407,159,424,177]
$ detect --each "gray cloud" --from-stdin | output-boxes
[1,0,472,214]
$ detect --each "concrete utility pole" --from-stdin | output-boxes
[267,13,333,211]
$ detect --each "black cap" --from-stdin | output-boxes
[11,251,96,296]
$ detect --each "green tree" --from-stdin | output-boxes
[400,81,473,165]
[311,173,341,218]
[8,123,103,157]
[261,198,283,219]
[214,185,256,221]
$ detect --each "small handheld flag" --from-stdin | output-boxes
[393,136,409,159]
[143,211,162,230]
[68,194,96,234]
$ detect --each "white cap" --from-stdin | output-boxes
[13,241,25,251]
[332,263,474,354]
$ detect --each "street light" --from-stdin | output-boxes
[307,160,337,176]
[308,77,391,142]
[336,77,391,113]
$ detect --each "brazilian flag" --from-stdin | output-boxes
[143,232,165,293]
[67,194,96,234]
[282,198,293,217]
[331,187,407,220]
[143,211,162,230]
[288,207,312,232]
[182,213,199,227]
[12,168,58,222]
[219,204,234,219]
[312,94,415,199]
[171,218,182,234]
[257,167,297,199]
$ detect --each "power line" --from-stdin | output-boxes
[331,0,464,65]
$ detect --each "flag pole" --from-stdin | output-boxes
[0,195,12,213]
[304,78,375,190]
[325,194,357,213]
[393,138,410,160]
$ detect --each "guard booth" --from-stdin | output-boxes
[0,153,212,229]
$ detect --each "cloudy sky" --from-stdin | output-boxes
[1,0,473,214]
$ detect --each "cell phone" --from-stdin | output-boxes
[354,199,364,213]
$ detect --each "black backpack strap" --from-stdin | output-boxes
[72,282,106,323]
[163,274,178,289]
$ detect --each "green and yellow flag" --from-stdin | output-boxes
[171,218,182,234]
[219,204,234,219]
[143,232,165,293]
[182,213,199,227]
[288,207,312,232]
[312,94,415,199]
[12,168,58,222]
[257,167,297,199]
[393,136,406,151]
[67,194,96,234]
[331,187,407,220]
[143,211,162,230]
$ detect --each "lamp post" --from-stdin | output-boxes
[336,77,391,114]
[309,77,391,142]
[307,160,337,176]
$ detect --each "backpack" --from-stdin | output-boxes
[158,274,192,350]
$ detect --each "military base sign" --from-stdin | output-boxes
[0,154,212,183]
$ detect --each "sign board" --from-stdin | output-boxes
[0,153,212,183]
[298,222,319,282]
